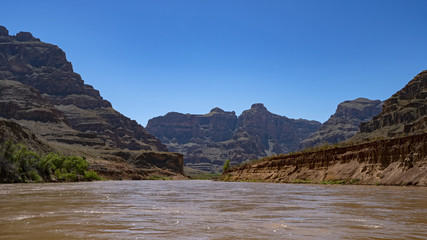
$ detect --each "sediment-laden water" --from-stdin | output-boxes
[0,180,426,239]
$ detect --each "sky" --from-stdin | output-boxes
[2,0,427,126]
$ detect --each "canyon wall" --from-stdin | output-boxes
[300,98,383,149]
[224,133,427,186]
[224,71,427,186]
[147,104,321,172]
[0,26,183,179]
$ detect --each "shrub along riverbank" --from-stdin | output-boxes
[0,140,101,183]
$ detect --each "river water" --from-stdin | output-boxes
[0,180,426,240]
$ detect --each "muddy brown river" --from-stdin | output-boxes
[0,180,426,239]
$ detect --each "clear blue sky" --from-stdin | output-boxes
[2,0,427,125]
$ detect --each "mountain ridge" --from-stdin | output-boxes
[147,103,321,172]
[300,98,383,149]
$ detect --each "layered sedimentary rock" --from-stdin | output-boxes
[224,133,427,186]
[0,120,52,154]
[0,80,105,146]
[233,103,321,156]
[148,107,238,145]
[224,71,427,186]
[0,27,166,151]
[300,98,383,149]
[357,70,427,139]
[0,26,183,178]
[147,104,321,172]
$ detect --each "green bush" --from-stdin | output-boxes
[28,170,42,182]
[84,170,102,181]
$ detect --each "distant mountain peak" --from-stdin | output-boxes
[15,31,40,42]
[250,103,267,110]
[0,26,40,41]
[146,104,321,172]
[0,25,9,36]
[210,107,225,113]
[300,98,383,149]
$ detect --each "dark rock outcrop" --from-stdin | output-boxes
[0,80,65,123]
[0,26,8,37]
[300,98,383,149]
[0,80,105,146]
[357,70,427,139]
[147,104,321,172]
[15,32,40,42]
[0,120,52,154]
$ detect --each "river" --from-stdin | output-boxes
[0,180,426,239]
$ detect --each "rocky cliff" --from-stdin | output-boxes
[223,71,427,186]
[224,133,427,186]
[0,26,166,151]
[300,98,383,149]
[146,104,321,172]
[0,26,183,179]
[357,70,427,139]
[0,119,52,154]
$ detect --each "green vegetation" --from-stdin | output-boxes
[321,180,346,185]
[222,159,230,172]
[0,140,101,183]
[188,172,221,180]
[148,175,171,180]
[292,179,314,184]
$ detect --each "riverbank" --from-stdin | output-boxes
[221,133,427,186]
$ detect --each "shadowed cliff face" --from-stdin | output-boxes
[0,27,166,152]
[233,103,321,155]
[0,26,184,179]
[357,70,427,139]
[0,120,52,154]
[146,104,321,172]
[300,98,383,149]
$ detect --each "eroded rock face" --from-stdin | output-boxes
[147,108,238,145]
[0,26,9,37]
[0,26,183,179]
[300,98,383,149]
[15,32,40,42]
[236,103,321,154]
[357,70,427,139]
[0,25,166,152]
[146,104,321,171]
[0,80,106,146]
[224,133,427,186]
[0,80,65,122]
[0,120,52,154]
